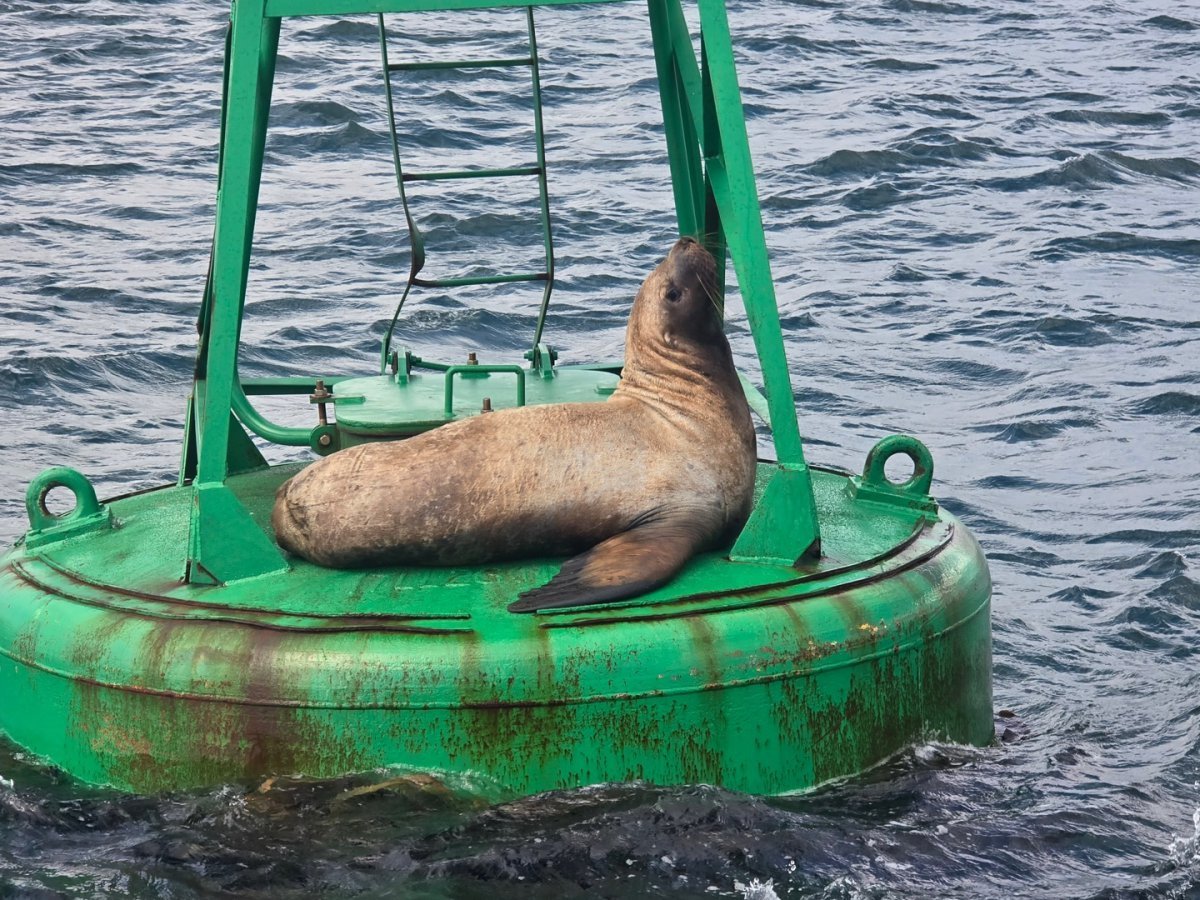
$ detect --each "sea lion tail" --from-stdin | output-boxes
[508,513,700,613]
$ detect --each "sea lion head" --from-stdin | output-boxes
[646,236,723,341]
[622,236,732,381]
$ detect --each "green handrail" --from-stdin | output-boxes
[443,364,527,417]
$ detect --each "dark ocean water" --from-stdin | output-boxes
[2,0,1199,896]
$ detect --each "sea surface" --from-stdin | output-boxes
[2,0,1199,896]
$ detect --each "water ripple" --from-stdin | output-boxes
[2,0,1199,897]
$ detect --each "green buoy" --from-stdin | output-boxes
[0,0,991,795]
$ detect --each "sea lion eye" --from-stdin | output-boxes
[666,287,681,302]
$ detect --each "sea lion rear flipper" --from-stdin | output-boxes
[508,517,699,613]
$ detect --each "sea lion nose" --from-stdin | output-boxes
[671,235,700,259]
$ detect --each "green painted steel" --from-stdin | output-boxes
[0,0,994,794]
[269,0,626,15]
[0,461,991,795]
[22,468,112,551]
[184,0,824,582]
[331,365,619,441]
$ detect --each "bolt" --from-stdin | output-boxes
[467,352,478,365]
[312,379,332,427]
[318,433,332,447]
[481,397,493,413]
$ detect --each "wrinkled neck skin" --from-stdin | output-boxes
[615,268,744,423]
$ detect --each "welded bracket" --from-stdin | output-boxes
[524,342,558,379]
[730,463,821,566]
[186,483,288,585]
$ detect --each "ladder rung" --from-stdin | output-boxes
[388,56,534,73]
[414,273,548,289]
[403,166,542,183]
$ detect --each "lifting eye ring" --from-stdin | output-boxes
[861,435,934,496]
[25,467,104,530]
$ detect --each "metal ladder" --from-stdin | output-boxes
[377,8,556,373]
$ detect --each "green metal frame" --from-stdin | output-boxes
[1,0,993,800]
[186,0,820,584]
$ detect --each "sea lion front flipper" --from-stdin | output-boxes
[508,516,700,614]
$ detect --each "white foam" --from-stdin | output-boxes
[1167,807,1200,867]
[734,878,781,900]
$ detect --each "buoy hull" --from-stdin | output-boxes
[0,464,991,795]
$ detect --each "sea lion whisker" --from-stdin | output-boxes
[700,281,724,317]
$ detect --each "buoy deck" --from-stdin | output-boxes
[0,462,991,794]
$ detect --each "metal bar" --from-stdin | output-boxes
[443,365,527,417]
[736,371,771,427]
[666,0,703,128]
[191,23,234,375]
[240,376,351,395]
[178,392,197,486]
[402,165,541,181]
[647,0,702,238]
[414,272,547,288]
[697,0,806,467]
[388,56,533,71]
[407,355,453,371]
[659,0,725,282]
[196,2,280,485]
[268,0,628,16]
[699,31,726,297]
[527,5,557,354]
[230,383,312,446]
[187,0,291,584]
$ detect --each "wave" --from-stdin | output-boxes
[1129,392,1200,417]
[1034,232,1200,262]
[1144,15,1197,32]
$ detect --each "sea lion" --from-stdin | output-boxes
[270,236,756,613]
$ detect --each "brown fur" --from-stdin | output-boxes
[271,238,756,611]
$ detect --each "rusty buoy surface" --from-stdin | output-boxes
[0,459,991,794]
